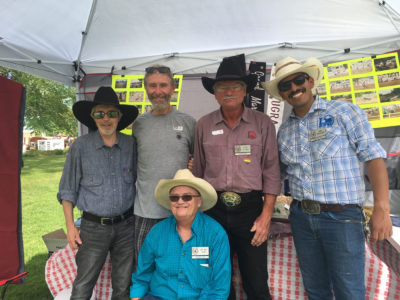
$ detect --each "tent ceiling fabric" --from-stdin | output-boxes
[1,0,400,86]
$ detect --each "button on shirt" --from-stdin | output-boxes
[278,96,386,205]
[130,212,231,300]
[57,131,136,217]
[193,107,281,195]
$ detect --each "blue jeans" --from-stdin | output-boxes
[71,217,135,300]
[289,203,366,300]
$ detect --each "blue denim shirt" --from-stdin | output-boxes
[57,131,137,217]
[278,96,386,205]
[130,212,231,300]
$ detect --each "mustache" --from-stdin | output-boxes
[289,88,306,99]
[223,96,236,100]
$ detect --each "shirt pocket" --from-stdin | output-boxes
[81,174,103,198]
[203,144,223,179]
[310,126,343,159]
[188,259,213,289]
[239,144,262,177]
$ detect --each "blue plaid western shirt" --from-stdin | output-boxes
[278,96,386,205]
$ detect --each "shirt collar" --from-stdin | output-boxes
[215,105,249,125]
[289,95,327,119]
[172,211,202,236]
[93,130,121,149]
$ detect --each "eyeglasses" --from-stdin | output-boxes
[278,74,310,92]
[169,194,200,202]
[145,66,171,74]
[91,111,120,119]
[214,83,244,93]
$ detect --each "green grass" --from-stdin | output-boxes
[5,153,68,299]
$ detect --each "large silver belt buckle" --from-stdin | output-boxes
[220,192,241,207]
[301,200,321,214]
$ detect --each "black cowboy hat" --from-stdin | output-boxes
[202,54,257,94]
[73,86,139,131]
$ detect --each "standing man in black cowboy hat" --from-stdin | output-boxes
[193,54,281,300]
[57,86,139,300]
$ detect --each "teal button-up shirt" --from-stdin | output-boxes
[130,212,231,299]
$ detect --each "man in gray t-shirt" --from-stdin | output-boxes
[132,65,196,267]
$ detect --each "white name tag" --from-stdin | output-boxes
[310,128,327,142]
[173,125,183,131]
[192,247,209,259]
[212,129,224,135]
[234,144,251,155]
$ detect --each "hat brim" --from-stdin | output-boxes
[154,177,217,212]
[202,74,258,94]
[261,58,323,101]
[73,101,139,131]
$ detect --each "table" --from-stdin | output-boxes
[46,236,400,300]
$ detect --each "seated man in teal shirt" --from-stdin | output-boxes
[130,169,231,300]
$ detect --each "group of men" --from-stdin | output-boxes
[57,53,392,300]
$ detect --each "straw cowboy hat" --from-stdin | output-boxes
[202,53,257,94]
[73,86,139,131]
[154,169,217,212]
[261,57,324,100]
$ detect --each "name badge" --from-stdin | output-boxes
[212,129,224,135]
[234,145,251,155]
[310,128,327,142]
[192,247,209,259]
[173,125,183,131]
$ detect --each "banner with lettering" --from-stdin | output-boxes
[247,61,266,112]
[266,64,285,134]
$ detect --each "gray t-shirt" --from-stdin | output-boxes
[132,109,196,218]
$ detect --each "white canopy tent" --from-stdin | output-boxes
[1,0,400,88]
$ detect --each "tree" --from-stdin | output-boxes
[0,67,77,136]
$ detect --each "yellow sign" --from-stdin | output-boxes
[111,74,183,135]
[317,52,400,128]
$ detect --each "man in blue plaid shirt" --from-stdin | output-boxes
[262,57,393,300]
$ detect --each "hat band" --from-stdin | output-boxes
[275,61,302,74]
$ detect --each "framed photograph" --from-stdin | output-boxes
[378,72,400,88]
[354,91,378,105]
[378,87,400,103]
[327,64,349,79]
[129,91,144,102]
[115,79,127,89]
[130,78,143,89]
[353,76,375,91]
[116,91,126,102]
[362,107,380,121]
[382,104,400,119]
[330,94,352,102]
[350,59,373,75]
[329,79,351,94]
[374,56,397,72]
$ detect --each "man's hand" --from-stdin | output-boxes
[369,206,392,242]
[250,214,271,247]
[131,298,140,300]
[187,154,193,172]
[66,224,82,250]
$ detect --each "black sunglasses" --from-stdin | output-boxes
[169,194,200,202]
[92,111,120,119]
[145,66,171,74]
[278,74,310,92]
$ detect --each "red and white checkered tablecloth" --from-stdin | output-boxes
[232,236,400,300]
[46,237,400,300]
[45,244,113,299]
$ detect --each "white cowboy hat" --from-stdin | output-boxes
[154,169,217,212]
[261,57,324,100]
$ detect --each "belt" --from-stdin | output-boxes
[292,199,359,214]
[82,207,133,225]
[217,190,262,208]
